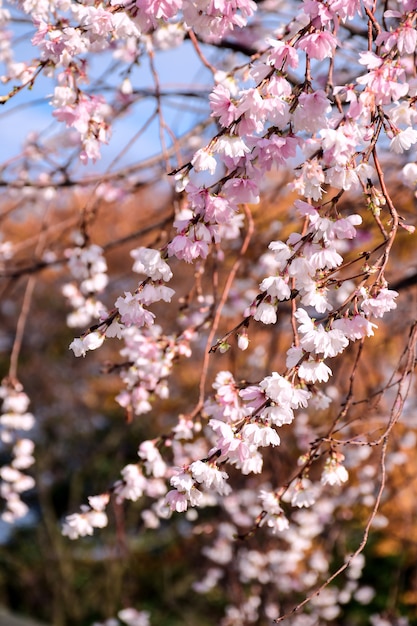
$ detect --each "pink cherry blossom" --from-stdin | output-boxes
[4,0,417,622]
[253,300,277,324]
[292,91,332,133]
[241,422,280,447]
[115,292,156,327]
[389,127,417,153]
[297,31,338,61]
[360,288,399,318]
[191,148,217,175]
[321,455,349,486]
[267,39,299,70]
[130,247,173,281]
[209,84,239,127]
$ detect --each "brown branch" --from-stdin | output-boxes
[8,207,52,379]
[189,30,218,75]
[8,275,37,382]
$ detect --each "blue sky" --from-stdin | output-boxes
[0,25,214,174]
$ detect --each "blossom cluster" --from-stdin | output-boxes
[62,493,109,540]
[0,381,36,523]
[63,243,108,328]
[192,488,378,624]
[114,324,186,418]
[1,0,416,623]
[69,246,174,357]
[57,0,411,601]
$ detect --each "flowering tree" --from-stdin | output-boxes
[1,0,417,624]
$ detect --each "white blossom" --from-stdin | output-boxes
[130,247,173,281]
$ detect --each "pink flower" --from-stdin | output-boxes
[116,0,182,31]
[208,419,250,464]
[259,275,291,300]
[397,22,417,54]
[333,316,377,340]
[116,464,147,502]
[165,489,188,512]
[302,0,335,25]
[253,300,277,324]
[329,214,362,240]
[297,280,332,314]
[214,135,251,161]
[360,288,398,318]
[69,337,87,357]
[255,134,299,170]
[298,359,332,383]
[236,87,265,129]
[191,148,217,175]
[88,494,109,512]
[130,247,173,281]
[204,195,237,224]
[62,513,95,539]
[261,404,294,427]
[268,240,292,268]
[170,469,194,493]
[209,84,238,126]
[105,319,125,339]
[297,31,338,61]
[115,292,156,327]
[138,441,167,478]
[321,455,349,486]
[259,372,298,407]
[330,0,362,21]
[357,61,409,105]
[167,234,209,263]
[282,478,318,508]
[78,6,114,37]
[292,91,331,133]
[53,94,110,163]
[305,242,343,270]
[376,21,417,55]
[1,390,30,414]
[190,460,231,494]
[295,308,349,358]
[390,127,417,153]
[69,332,105,356]
[137,284,175,305]
[222,177,260,204]
[401,163,417,188]
[301,324,348,358]
[267,39,299,69]
[294,159,326,200]
[83,332,105,351]
[118,608,150,626]
[358,51,383,70]
[241,422,280,447]
[80,137,101,165]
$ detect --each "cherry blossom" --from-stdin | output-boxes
[360,288,399,318]
[130,247,173,282]
[2,0,417,623]
[321,454,349,487]
[297,30,338,61]
[0,382,36,523]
